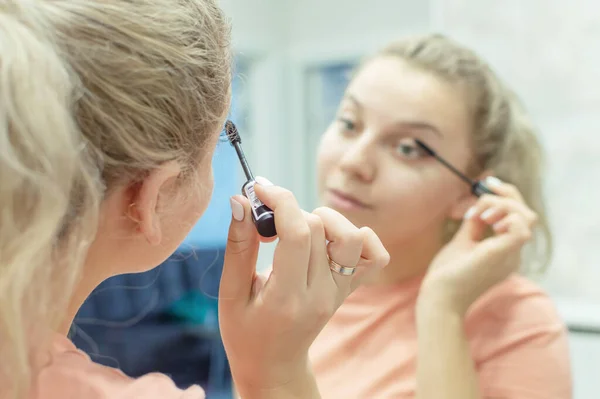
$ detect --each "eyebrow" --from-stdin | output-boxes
[344,94,443,138]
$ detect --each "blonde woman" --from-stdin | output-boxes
[0,1,390,398]
[309,34,572,398]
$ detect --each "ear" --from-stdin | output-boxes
[448,168,494,220]
[131,161,182,246]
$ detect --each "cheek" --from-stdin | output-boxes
[193,164,214,216]
[374,168,462,232]
[316,131,343,183]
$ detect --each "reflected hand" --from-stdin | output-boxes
[419,177,537,316]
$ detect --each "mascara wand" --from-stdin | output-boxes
[225,121,254,181]
[224,121,277,238]
[414,139,495,197]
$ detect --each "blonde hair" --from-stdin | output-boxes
[0,0,231,397]
[366,33,552,275]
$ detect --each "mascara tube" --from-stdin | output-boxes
[226,121,277,238]
[241,180,277,238]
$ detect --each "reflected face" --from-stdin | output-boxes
[317,56,475,248]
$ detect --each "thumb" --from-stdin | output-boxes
[219,195,260,303]
[452,207,488,244]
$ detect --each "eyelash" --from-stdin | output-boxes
[395,141,424,160]
[337,117,356,132]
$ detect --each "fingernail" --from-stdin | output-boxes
[380,252,390,269]
[464,207,476,219]
[485,176,503,187]
[230,197,244,221]
[481,208,496,220]
[255,176,274,186]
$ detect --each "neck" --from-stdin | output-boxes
[59,268,104,335]
[365,226,445,286]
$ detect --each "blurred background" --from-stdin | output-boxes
[71,1,600,398]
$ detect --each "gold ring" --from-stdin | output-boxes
[328,258,357,276]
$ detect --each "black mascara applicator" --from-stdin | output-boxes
[224,121,277,238]
[414,139,495,197]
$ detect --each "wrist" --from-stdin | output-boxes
[416,299,466,348]
[416,298,463,324]
[417,282,468,320]
[234,358,320,399]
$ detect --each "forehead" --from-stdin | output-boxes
[346,56,473,140]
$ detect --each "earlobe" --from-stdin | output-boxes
[448,195,477,220]
[146,218,162,246]
[137,197,162,246]
[448,169,494,220]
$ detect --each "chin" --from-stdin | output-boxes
[322,202,367,228]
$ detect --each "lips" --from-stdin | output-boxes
[326,189,371,211]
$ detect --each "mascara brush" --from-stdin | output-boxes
[414,139,495,197]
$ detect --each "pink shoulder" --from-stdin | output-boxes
[468,274,563,325]
[466,274,569,359]
[31,335,205,399]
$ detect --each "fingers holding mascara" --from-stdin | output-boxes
[464,177,538,236]
[466,194,538,229]
[483,176,525,202]
[253,177,279,243]
[254,182,313,291]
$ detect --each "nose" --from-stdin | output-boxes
[339,135,376,183]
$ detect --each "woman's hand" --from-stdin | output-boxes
[418,177,537,317]
[219,179,389,398]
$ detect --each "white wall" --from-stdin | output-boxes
[569,332,600,399]
[287,0,431,58]
[220,0,285,52]
[219,0,288,184]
